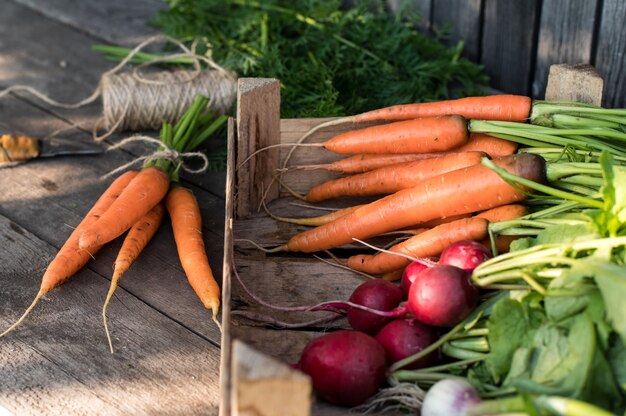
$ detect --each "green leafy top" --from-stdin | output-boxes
[146,95,227,180]
[150,0,488,118]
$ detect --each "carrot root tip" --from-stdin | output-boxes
[0,290,44,338]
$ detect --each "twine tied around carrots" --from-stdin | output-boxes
[101,135,210,179]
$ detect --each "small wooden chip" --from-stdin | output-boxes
[231,340,312,416]
[545,63,604,105]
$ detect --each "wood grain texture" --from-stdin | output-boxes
[431,0,482,61]
[594,0,626,107]
[0,215,222,415]
[12,0,165,45]
[532,0,598,98]
[236,78,281,218]
[219,118,237,416]
[1,2,228,414]
[481,0,539,95]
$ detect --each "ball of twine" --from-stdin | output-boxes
[100,69,236,132]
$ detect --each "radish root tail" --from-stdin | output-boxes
[0,290,44,338]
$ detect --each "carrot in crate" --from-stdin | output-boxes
[347,217,489,275]
[271,154,546,253]
[453,133,518,158]
[305,151,484,203]
[297,95,532,146]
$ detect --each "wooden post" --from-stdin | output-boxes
[230,340,312,416]
[545,63,604,104]
[236,78,281,218]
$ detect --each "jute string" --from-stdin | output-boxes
[102,135,209,179]
[0,35,237,142]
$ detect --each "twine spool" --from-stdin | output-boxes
[99,69,237,131]
[0,35,238,140]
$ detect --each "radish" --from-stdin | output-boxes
[438,240,492,272]
[421,378,482,416]
[347,279,403,334]
[401,261,429,298]
[298,330,387,407]
[375,317,439,368]
[407,265,478,327]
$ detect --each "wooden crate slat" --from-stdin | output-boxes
[481,0,539,96]
[594,0,626,108]
[431,0,482,62]
[532,0,599,98]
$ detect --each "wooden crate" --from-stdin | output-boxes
[219,67,605,416]
[220,78,397,416]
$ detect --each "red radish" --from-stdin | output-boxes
[348,279,404,334]
[438,240,492,272]
[298,330,387,407]
[401,261,429,298]
[375,318,439,369]
[408,265,478,327]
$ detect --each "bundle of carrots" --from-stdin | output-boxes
[1,96,226,353]
[262,94,626,278]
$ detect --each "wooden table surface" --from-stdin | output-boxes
[0,1,226,414]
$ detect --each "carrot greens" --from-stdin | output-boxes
[95,0,488,118]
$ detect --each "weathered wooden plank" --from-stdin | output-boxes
[431,0,482,62]
[231,255,365,323]
[532,0,598,98]
[236,78,281,218]
[0,214,222,415]
[219,118,237,416]
[11,0,165,46]
[594,0,626,108]
[481,0,539,95]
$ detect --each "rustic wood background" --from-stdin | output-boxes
[0,0,226,414]
[388,0,625,107]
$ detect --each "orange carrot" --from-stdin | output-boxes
[274,154,546,253]
[294,95,531,150]
[322,115,469,155]
[268,204,365,226]
[305,151,484,203]
[102,202,165,353]
[476,204,528,253]
[417,213,473,229]
[0,170,139,338]
[382,269,405,282]
[352,95,532,123]
[347,217,489,274]
[166,185,221,326]
[475,204,528,222]
[481,235,519,254]
[79,166,170,251]
[453,133,518,158]
[293,153,446,174]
